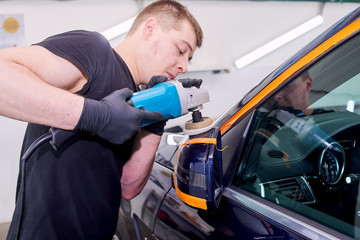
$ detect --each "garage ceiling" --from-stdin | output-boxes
[103,0,360,72]
[0,0,359,72]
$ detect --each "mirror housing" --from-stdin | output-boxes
[173,128,222,210]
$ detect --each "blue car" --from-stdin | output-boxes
[115,7,360,240]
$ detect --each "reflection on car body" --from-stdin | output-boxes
[115,7,360,240]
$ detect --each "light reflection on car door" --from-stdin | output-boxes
[154,186,301,239]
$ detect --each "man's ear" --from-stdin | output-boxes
[306,76,313,92]
[143,18,158,40]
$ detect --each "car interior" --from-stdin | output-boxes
[236,33,360,238]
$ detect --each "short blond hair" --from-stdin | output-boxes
[128,0,203,48]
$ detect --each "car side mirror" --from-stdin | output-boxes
[173,128,223,210]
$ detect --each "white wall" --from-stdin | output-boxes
[0,0,359,223]
[0,1,138,45]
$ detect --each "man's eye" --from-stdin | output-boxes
[177,47,184,55]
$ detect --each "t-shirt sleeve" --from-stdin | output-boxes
[34,30,111,84]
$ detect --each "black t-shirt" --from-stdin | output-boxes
[7,30,136,240]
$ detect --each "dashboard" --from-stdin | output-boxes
[251,110,360,223]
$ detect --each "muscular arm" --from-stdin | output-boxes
[121,130,161,200]
[0,45,86,129]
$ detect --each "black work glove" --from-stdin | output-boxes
[144,75,169,136]
[75,88,164,144]
[147,75,168,88]
[178,78,202,88]
[147,76,203,89]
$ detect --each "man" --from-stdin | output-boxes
[1,0,203,239]
[273,71,314,116]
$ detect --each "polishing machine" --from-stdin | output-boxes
[129,80,210,127]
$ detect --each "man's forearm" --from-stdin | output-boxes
[121,130,161,200]
[0,58,83,130]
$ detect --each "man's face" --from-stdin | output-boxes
[274,76,312,112]
[143,20,197,82]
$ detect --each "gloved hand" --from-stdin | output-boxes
[147,75,168,88]
[147,76,203,89]
[75,88,164,144]
[178,78,202,88]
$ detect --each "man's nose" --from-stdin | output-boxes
[274,92,284,101]
[178,58,188,73]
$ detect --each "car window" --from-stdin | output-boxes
[235,33,360,239]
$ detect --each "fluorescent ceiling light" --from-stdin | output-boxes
[235,15,323,70]
[101,16,136,40]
